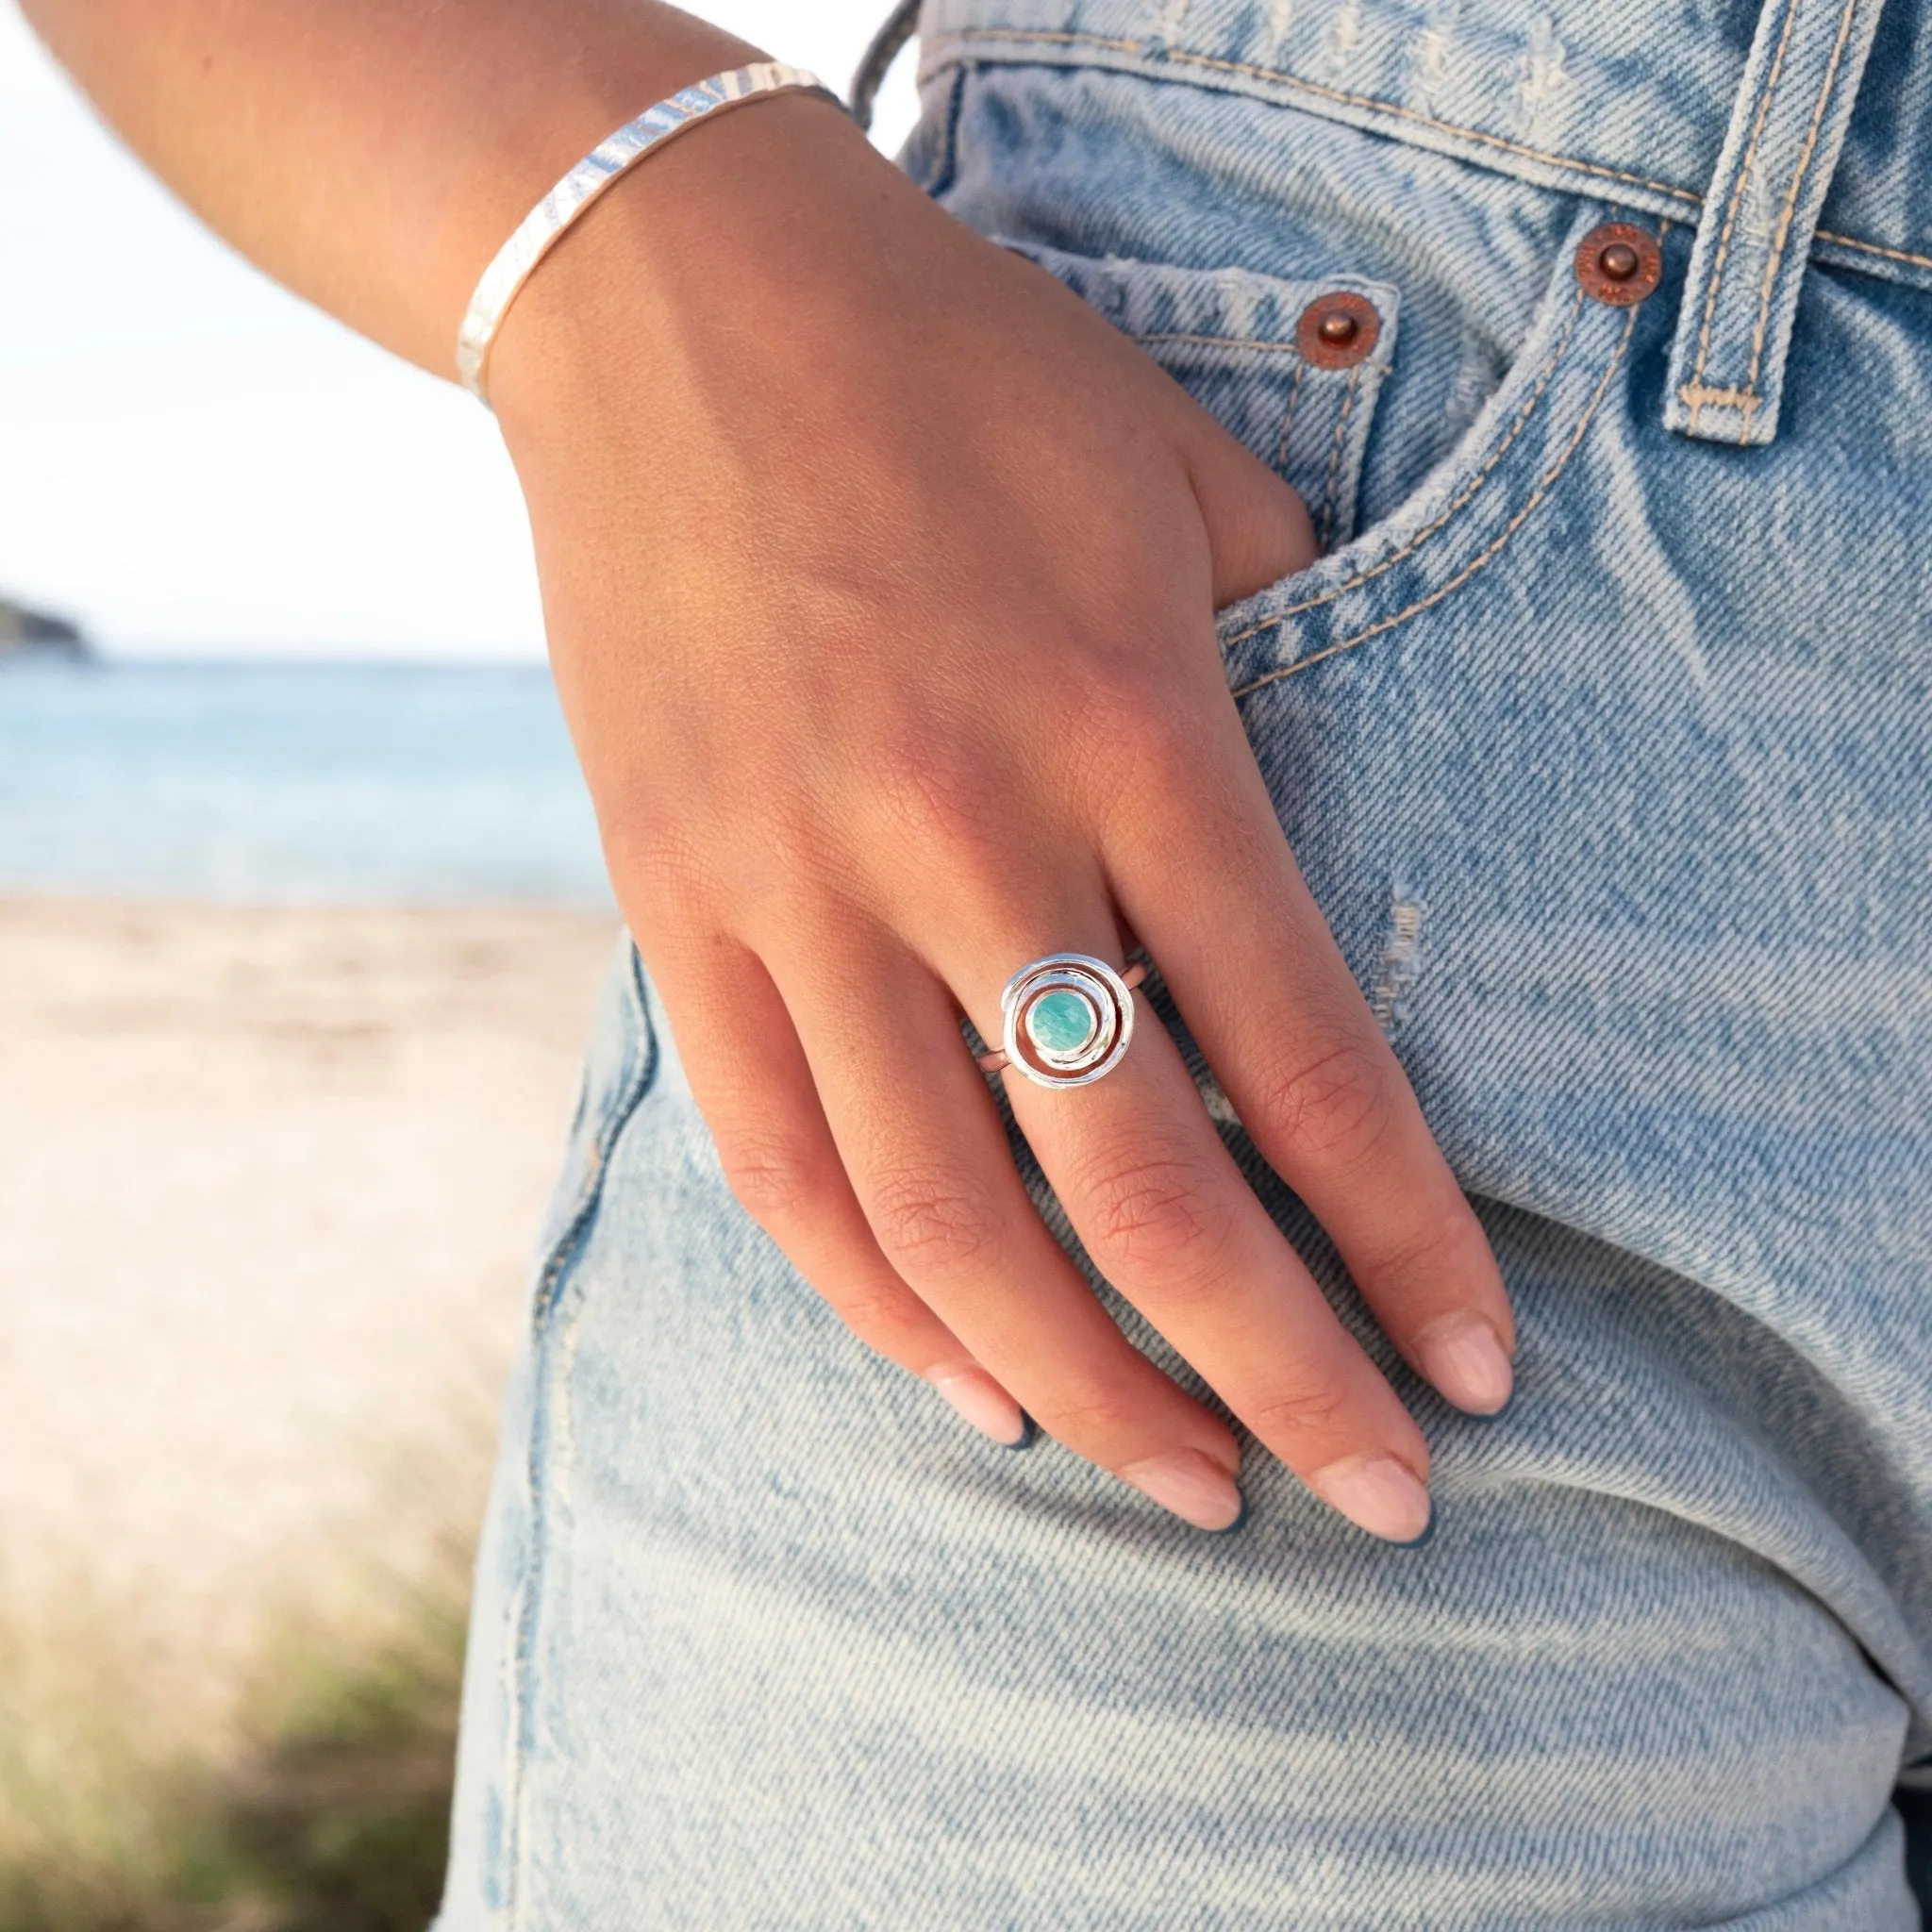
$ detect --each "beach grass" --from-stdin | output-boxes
[0,898,617,1932]
[0,1542,468,1932]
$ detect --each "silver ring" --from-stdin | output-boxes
[975,954,1146,1088]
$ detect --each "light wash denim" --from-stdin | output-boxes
[437,0,1932,1922]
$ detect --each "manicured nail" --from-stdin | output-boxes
[1309,1453,1434,1544]
[1121,1450,1245,1532]
[1413,1316,1514,1416]
[928,1369,1030,1448]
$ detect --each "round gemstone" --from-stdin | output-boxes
[1025,988,1099,1057]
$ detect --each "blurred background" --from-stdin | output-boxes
[0,7,918,1925]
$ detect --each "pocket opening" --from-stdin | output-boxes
[997,238,1400,552]
[1210,206,1657,698]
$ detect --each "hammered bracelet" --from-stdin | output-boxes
[456,62,840,406]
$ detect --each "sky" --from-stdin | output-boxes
[0,2,920,659]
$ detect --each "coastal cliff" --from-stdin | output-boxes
[0,595,89,660]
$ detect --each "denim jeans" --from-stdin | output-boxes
[437,0,1932,1922]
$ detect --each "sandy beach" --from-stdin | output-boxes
[0,896,620,1754]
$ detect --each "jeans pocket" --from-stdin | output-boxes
[1212,203,1657,698]
[996,238,1399,550]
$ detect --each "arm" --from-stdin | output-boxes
[23,0,758,374]
[24,0,1515,1538]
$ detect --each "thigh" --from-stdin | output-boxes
[435,957,1911,1930]
[441,62,1932,1932]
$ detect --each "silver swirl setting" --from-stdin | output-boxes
[977,954,1145,1089]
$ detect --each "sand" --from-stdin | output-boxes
[0,896,621,1737]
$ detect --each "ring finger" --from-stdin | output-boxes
[772,917,1249,1530]
[967,936,1438,1545]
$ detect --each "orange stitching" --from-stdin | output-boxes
[1131,329,1303,351]
[1673,0,1861,426]
[925,31,1932,279]
[1317,360,1364,549]
[1745,0,1865,392]
[1168,45,1706,202]
[1274,358,1308,475]
[935,25,1141,52]
[1221,281,1588,649]
[924,28,1705,206]
[1232,312,1636,698]
[1674,381,1763,442]
[1686,0,1804,432]
[1815,229,1932,271]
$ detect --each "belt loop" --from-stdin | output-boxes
[1664,0,1888,445]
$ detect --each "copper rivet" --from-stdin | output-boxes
[1574,222,1662,307]
[1296,291,1380,366]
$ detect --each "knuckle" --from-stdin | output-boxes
[714,1127,824,1230]
[865,1164,1005,1283]
[865,718,1004,855]
[602,808,714,915]
[1081,675,1201,785]
[1023,1385,1149,1451]
[732,800,846,907]
[824,1280,924,1349]
[1246,1373,1356,1443]
[1072,1142,1234,1279]
[1254,1035,1397,1170]
[1364,1203,1493,1298]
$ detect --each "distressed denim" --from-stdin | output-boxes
[437,0,1932,1923]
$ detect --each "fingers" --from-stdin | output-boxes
[633,698,1506,1549]
[772,923,1248,1530]
[645,929,1030,1448]
[987,957,1437,1545]
[1099,709,1517,1420]
[1179,412,1319,606]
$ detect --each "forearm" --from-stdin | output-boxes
[18,0,767,375]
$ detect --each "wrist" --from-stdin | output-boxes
[485,88,889,463]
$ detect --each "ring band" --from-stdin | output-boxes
[975,955,1146,1088]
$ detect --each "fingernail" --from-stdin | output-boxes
[928,1369,1030,1448]
[1413,1317,1514,1416]
[1309,1453,1434,1544]
[1120,1450,1246,1532]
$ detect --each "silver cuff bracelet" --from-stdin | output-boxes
[456,62,839,405]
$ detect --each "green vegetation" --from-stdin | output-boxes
[0,1578,465,1932]
[211,1593,463,1932]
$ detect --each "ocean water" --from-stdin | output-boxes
[0,660,611,904]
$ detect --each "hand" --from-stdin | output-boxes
[491,97,1515,1540]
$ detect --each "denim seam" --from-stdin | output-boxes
[1683,0,1803,434]
[1222,280,1587,650]
[926,29,1706,205]
[928,30,1932,277]
[1132,329,1305,351]
[1318,358,1364,548]
[922,64,968,199]
[1273,358,1308,475]
[505,948,659,1932]
[1231,304,1637,697]
[1676,379,1760,408]
[1815,228,1932,271]
[1742,0,1865,396]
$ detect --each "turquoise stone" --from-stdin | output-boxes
[1026,988,1099,1056]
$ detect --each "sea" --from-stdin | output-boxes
[0,658,611,904]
